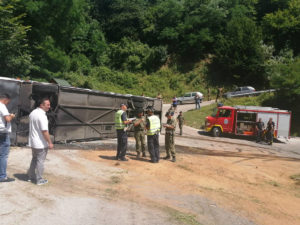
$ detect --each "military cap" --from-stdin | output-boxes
[136,108,143,114]
[165,111,174,117]
[147,107,154,112]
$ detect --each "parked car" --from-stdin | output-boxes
[177,92,204,104]
[223,86,255,98]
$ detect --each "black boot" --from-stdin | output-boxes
[172,156,176,162]
[163,155,170,160]
[142,152,146,157]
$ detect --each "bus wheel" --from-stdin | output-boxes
[212,127,221,137]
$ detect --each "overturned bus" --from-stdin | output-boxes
[0,77,162,145]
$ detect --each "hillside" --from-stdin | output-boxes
[0,0,299,128]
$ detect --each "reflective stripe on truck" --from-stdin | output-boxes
[206,124,223,133]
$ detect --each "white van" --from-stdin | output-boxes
[177,92,204,104]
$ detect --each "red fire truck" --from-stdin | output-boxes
[205,105,291,138]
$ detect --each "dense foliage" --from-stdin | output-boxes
[1,0,300,129]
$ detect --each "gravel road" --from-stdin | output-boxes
[1,100,299,225]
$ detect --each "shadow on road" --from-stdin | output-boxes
[197,130,285,144]
[176,145,300,162]
[13,173,29,182]
[99,155,116,160]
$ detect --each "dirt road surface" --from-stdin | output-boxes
[1,101,300,225]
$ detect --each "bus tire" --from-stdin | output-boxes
[212,127,221,137]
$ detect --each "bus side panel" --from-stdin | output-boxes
[54,89,123,142]
[277,113,291,138]
[0,79,21,145]
[16,83,33,145]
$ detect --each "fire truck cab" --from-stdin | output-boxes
[205,105,291,139]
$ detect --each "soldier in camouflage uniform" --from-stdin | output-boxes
[163,111,176,162]
[177,111,184,135]
[133,109,146,158]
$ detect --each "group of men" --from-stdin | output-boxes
[256,117,275,145]
[115,103,185,163]
[0,94,53,184]
[1,92,278,186]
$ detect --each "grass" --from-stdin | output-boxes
[184,102,218,129]
[110,176,121,184]
[266,180,280,187]
[290,174,300,186]
[290,174,300,181]
[184,94,274,130]
[168,209,203,225]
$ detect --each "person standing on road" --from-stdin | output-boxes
[0,94,16,183]
[27,98,53,185]
[266,118,275,145]
[255,118,264,143]
[115,103,132,161]
[163,112,177,162]
[216,87,223,103]
[172,96,178,113]
[195,93,201,109]
[146,107,161,163]
[207,87,211,101]
[133,109,146,158]
[177,111,184,136]
[156,92,162,100]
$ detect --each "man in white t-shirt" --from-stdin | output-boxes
[27,98,53,185]
[0,93,16,182]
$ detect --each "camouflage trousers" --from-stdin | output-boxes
[165,132,175,157]
[134,131,146,154]
[179,125,183,135]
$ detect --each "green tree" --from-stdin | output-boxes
[263,0,300,55]
[21,0,107,76]
[175,0,230,60]
[109,37,167,72]
[0,0,31,77]
[146,0,183,51]
[269,54,300,109]
[211,6,266,87]
[91,0,148,42]
[269,53,300,135]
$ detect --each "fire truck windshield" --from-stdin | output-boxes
[211,108,218,117]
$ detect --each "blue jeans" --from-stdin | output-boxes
[195,101,200,109]
[0,133,10,180]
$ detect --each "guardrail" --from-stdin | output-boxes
[224,89,276,98]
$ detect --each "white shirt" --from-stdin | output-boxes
[0,102,11,133]
[28,107,49,149]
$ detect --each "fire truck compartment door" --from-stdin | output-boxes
[277,113,291,138]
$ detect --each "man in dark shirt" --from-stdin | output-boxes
[115,104,132,161]
[255,118,264,143]
[266,118,275,145]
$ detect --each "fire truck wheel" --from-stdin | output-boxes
[212,127,221,137]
